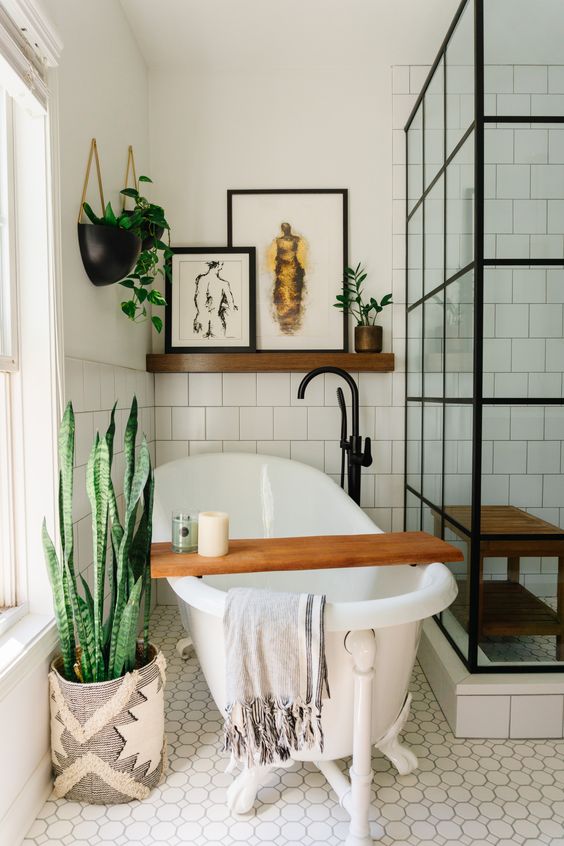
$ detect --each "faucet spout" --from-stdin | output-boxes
[297,366,359,437]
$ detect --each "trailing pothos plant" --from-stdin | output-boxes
[334,263,393,326]
[82,174,172,334]
[42,397,154,683]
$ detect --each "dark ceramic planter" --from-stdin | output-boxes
[354,324,383,353]
[78,223,142,287]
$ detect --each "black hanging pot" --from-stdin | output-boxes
[77,223,142,287]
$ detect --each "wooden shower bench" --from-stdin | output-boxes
[435,506,564,660]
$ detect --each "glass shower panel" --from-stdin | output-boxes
[446,0,474,155]
[407,105,423,213]
[407,304,422,397]
[440,521,470,659]
[446,132,474,278]
[407,204,423,306]
[423,402,443,507]
[444,403,473,520]
[483,266,564,400]
[445,269,474,398]
[424,175,444,295]
[484,0,564,118]
[424,58,444,189]
[405,489,422,531]
[485,125,564,260]
[423,291,444,398]
[406,401,422,494]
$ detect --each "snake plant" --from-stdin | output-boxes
[42,397,154,683]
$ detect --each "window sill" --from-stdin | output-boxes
[0,612,58,701]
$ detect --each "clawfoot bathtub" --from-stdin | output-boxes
[153,453,456,845]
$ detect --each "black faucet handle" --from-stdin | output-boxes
[361,436,373,468]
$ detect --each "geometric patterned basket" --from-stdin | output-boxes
[48,645,167,804]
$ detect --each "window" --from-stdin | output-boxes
[0,11,62,638]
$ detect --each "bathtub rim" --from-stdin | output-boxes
[167,561,457,632]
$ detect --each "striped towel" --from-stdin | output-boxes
[223,587,329,768]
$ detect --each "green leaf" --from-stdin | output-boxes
[123,397,139,513]
[151,315,163,333]
[380,293,393,306]
[147,289,166,305]
[42,521,74,679]
[120,188,139,199]
[82,202,101,225]
[112,576,143,678]
[136,287,148,303]
[121,300,137,320]
[138,175,152,183]
[104,203,118,226]
[86,434,111,680]
[119,279,136,289]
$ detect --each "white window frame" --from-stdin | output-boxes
[0,2,63,657]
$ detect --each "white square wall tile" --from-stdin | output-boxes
[65,357,85,411]
[257,373,291,406]
[308,407,342,440]
[530,304,562,337]
[496,164,530,199]
[456,696,510,738]
[274,407,307,440]
[494,304,529,338]
[172,407,205,440]
[223,440,257,454]
[83,361,101,411]
[155,406,172,441]
[527,441,561,474]
[257,440,290,459]
[514,65,547,94]
[206,407,239,440]
[510,695,563,738]
[514,128,548,164]
[155,440,189,466]
[240,407,273,440]
[493,441,526,474]
[189,373,222,406]
[512,339,545,373]
[99,364,116,410]
[155,373,188,406]
[513,199,547,234]
[222,373,256,406]
[290,441,324,472]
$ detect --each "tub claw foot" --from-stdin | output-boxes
[375,692,418,776]
[176,637,194,659]
[226,764,275,815]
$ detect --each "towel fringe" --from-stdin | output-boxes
[224,695,324,768]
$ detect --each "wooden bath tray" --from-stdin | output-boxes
[150,532,464,579]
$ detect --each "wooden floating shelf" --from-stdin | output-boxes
[146,352,395,373]
[150,531,463,579]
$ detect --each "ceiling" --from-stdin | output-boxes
[119,0,456,72]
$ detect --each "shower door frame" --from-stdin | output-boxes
[404,0,564,673]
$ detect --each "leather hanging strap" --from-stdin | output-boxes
[78,138,105,223]
[121,144,138,212]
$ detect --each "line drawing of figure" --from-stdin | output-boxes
[266,222,308,335]
[193,260,238,339]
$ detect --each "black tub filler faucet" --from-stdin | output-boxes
[297,367,372,506]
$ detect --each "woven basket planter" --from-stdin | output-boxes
[48,645,167,804]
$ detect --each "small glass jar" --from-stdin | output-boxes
[172,509,199,553]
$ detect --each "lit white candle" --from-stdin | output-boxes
[198,511,229,557]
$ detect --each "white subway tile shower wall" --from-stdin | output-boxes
[154,371,406,533]
[65,357,155,597]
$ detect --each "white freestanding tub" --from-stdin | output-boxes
[153,453,456,845]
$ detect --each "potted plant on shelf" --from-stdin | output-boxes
[42,397,166,804]
[334,263,393,353]
[81,176,172,334]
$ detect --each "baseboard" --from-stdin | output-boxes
[0,751,52,846]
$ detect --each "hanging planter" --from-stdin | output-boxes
[77,139,141,287]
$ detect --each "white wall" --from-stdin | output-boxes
[43,0,152,370]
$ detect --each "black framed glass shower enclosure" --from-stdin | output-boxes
[405,0,564,672]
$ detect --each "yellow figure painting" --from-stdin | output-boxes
[266,222,308,334]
